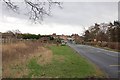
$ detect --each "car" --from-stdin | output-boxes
[61,40,66,46]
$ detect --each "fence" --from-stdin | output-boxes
[1,38,30,44]
[1,38,52,44]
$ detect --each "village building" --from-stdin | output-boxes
[2,32,18,43]
[52,33,59,39]
[71,34,84,44]
[59,34,68,41]
[2,32,16,39]
[39,36,50,43]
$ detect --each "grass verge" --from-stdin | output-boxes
[27,45,105,78]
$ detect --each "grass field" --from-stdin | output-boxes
[26,45,105,78]
[3,43,105,78]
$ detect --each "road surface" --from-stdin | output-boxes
[67,43,119,78]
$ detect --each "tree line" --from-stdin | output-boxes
[83,21,120,42]
[2,30,54,40]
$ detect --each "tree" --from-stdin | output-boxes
[106,21,120,42]
[86,23,100,42]
[83,21,120,42]
[3,0,62,23]
[84,30,91,42]
[114,21,120,42]
[21,33,41,39]
[12,29,22,39]
[96,31,107,42]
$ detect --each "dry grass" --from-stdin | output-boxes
[2,40,53,78]
[2,41,106,78]
[36,48,53,65]
[2,41,41,62]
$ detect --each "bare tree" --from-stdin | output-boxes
[3,0,62,23]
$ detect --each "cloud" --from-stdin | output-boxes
[0,2,118,35]
[45,2,118,27]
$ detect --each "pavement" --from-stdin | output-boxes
[67,43,120,78]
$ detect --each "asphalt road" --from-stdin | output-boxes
[67,43,119,78]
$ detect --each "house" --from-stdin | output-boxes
[39,36,50,43]
[52,33,59,39]
[2,32,17,43]
[2,32,16,39]
[71,34,84,44]
[59,34,68,41]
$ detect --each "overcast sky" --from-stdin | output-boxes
[0,1,119,35]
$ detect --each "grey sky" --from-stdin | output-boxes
[45,2,118,26]
[0,1,118,35]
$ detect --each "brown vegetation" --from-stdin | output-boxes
[84,42,120,51]
[2,40,41,62]
[2,40,53,78]
[83,21,120,51]
[36,48,53,65]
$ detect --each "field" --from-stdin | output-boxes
[2,41,105,78]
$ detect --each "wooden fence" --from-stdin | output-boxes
[1,38,29,44]
[1,38,51,44]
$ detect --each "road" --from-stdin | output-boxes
[67,43,119,78]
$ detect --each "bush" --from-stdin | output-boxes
[84,42,120,50]
[101,42,108,47]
